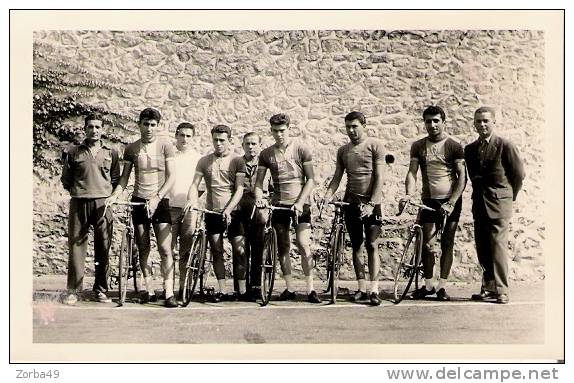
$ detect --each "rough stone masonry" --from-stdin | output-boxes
[32,30,545,283]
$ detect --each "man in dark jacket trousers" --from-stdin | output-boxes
[464,107,525,304]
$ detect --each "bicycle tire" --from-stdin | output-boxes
[131,242,139,293]
[117,231,130,306]
[328,225,344,304]
[393,226,422,304]
[182,234,207,306]
[260,228,277,306]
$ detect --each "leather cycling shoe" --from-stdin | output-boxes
[164,296,178,308]
[211,292,224,303]
[471,290,497,301]
[369,292,382,306]
[436,288,451,301]
[350,290,368,302]
[411,286,436,299]
[278,289,297,301]
[307,290,321,303]
[138,290,151,304]
[496,294,509,304]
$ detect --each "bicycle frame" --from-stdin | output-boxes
[108,200,147,306]
[393,200,443,303]
[257,204,293,306]
[322,201,349,303]
[182,207,224,304]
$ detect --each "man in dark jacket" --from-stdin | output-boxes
[464,107,525,304]
[61,113,121,305]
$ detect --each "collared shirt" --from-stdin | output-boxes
[196,152,246,211]
[258,140,313,205]
[61,140,121,198]
[478,134,492,165]
[336,137,385,204]
[123,138,176,199]
[241,154,270,200]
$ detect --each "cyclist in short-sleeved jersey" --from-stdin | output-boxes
[400,105,466,301]
[320,111,385,306]
[106,107,178,307]
[185,125,246,302]
[254,113,321,303]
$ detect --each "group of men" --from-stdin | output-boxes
[59,104,525,308]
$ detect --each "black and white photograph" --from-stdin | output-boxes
[10,9,565,362]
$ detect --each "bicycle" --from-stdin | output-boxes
[393,200,446,304]
[107,200,147,306]
[181,207,223,307]
[319,201,350,304]
[257,204,296,306]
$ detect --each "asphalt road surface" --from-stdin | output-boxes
[32,277,544,344]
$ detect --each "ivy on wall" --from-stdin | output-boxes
[32,42,135,178]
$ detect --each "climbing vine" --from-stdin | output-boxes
[33,42,135,177]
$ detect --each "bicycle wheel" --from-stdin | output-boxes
[328,225,344,304]
[393,226,422,304]
[182,234,207,306]
[260,228,277,306]
[117,231,130,306]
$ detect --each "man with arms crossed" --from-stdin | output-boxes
[107,107,177,308]
[61,113,121,304]
[320,111,385,306]
[254,113,321,303]
[185,125,246,302]
[169,122,201,301]
[400,105,466,301]
[465,107,525,304]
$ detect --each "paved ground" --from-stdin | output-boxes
[32,276,544,344]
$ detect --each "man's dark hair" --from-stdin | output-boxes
[139,107,162,122]
[422,105,446,122]
[211,124,232,138]
[269,113,290,127]
[344,111,366,125]
[243,131,261,143]
[474,106,496,119]
[84,112,104,126]
[176,122,196,136]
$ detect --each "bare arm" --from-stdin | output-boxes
[323,161,344,202]
[448,160,466,204]
[185,172,204,213]
[224,173,246,214]
[405,159,419,197]
[157,158,175,200]
[107,161,132,203]
[369,160,384,205]
[254,166,268,206]
[294,163,315,210]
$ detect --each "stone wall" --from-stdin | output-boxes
[33,30,545,282]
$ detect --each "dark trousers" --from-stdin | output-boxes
[67,198,113,293]
[473,211,510,295]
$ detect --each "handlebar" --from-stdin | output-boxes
[191,207,223,216]
[396,199,436,216]
[104,199,148,216]
[109,201,147,207]
[329,201,350,207]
